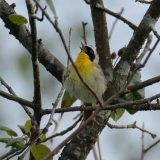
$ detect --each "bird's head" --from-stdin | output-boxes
[80,43,99,64]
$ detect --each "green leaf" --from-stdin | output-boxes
[6,138,25,150]
[25,120,32,129]
[0,138,25,150]
[124,71,145,115]
[17,125,30,137]
[110,108,125,122]
[126,109,137,114]
[41,134,46,140]
[31,144,53,160]
[46,0,57,18]
[8,14,28,26]
[0,124,17,137]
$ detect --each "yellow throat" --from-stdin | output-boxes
[74,51,94,75]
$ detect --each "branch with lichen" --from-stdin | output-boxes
[113,0,160,95]
[107,121,156,138]
[0,0,65,83]
[42,93,160,115]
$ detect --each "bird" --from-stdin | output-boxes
[61,43,107,124]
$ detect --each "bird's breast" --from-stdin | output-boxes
[65,50,106,104]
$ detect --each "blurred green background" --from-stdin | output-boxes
[0,0,160,160]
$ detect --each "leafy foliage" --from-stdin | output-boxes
[17,125,31,137]
[110,108,125,122]
[8,14,28,26]
[0,124,17,137]
[125,71,145,114]
[31,144,53,160]
[111,71,145,121]
[0,138,25,150]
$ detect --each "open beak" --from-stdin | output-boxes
[80,43,88,52]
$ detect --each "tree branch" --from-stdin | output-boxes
[56,111,111,160]
[42,103,160,114]
[118,0,160,67]
[0,77,33,118]
[89,0,112,74]
[43,115,82,142]
[0,90,34,108]
[85,0,160,39]
[136,35,152,64]
[85,0,137,30]
[114,0,160,94]
[136,0,152,4]
[42,92,160,115]
[0,0,65,83]
[127,75,160,93]
[107,121,156,138]
[26,0,41,109]
[109,7,124,39]
[33,0,103,107]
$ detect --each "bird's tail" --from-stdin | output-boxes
[83,103,95,126]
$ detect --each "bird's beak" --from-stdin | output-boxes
[80,43,88,52]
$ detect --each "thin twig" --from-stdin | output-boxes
[81,21,88,45]
[42,63,160,159]
[33,0,68,57]
[73,113,81,120]
[109,8,124,39]
[67,28,72,72]
[33,0,103,108]
[97,137,102,160]
[122,37,160,92]
[84,0,137,30]
[127,75,160,94]
[68,28,72,61]
[45,84,66,129]
[113,56,120,67]
[107,121,156,138]
[136,0,152,4]
[43,115,82,142]
[136,35,152,63]
[42,94,115,160]
[18,145,33,160]
[45,28,72,143]
[144,139,160,153]
[0,90,34,108]
[43,103,160,114]
[60,28,73,118]
[140,123,145,160]
[140,124,160,160]
[151,27,160,39]
[92,145,98,160]
[41,93,160,114]
[85,0,159,39]
[141,38,160,67]
[6,146,29,160]
[0,77,33,119]
[45,30,72,129]
[46,117,61,148]
[0,148,17,160]
[32,6,47,21]
[36,1,160,159]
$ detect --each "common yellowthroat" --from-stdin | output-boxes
[61,43,107,122]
